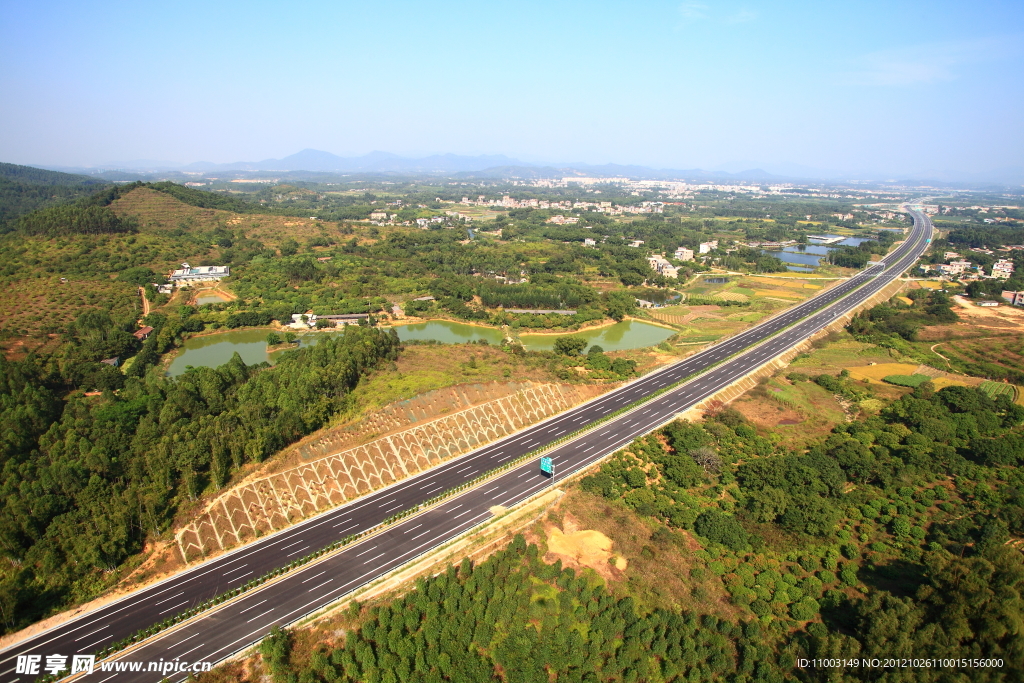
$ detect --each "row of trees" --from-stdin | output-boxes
[265,536,788,683]
[477,281,599,310]
[15,205,138,237]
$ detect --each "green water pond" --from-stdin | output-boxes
[166,320,674,376]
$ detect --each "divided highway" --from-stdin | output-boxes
[1,208,931,682]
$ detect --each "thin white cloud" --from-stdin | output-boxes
[847,35,1021,86]
[725,8,758,24]
[678,1,709,23]
[676,2,757,29]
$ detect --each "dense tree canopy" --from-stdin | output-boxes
[0,324,400,632]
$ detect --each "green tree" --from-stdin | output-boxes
[553,336,587,356]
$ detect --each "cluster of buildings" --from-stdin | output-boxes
[288,313,369,329]
[920,251,1017,280]
[368,211,471,227]
[460,195,665,215]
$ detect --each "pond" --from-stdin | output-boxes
[518,320,674,352]
[765,249,826,268]
[167,329,275,376]
[195,294,227,305]
[764,235,874,270]
[166,319,677,375]
[396,319,676,351]
[396,320,505,345]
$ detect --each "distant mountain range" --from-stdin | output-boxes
[35,149,1024,187]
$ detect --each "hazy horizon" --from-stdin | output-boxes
[2,0,1022,178]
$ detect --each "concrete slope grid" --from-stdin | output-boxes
[176,383,597,560]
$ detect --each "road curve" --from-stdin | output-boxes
[0,208,931,683]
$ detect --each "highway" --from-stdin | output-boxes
[0,208,931,682]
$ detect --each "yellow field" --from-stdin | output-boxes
[916,280,944,290]
[745,277,823,289]
[930,377,970,390]
[897,296,914,305]
[847,363,921,382]
[754,290,802,299]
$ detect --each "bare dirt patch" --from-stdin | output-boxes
[547,491,738,618]
[731,393,805,429]
[544,520,623,581]
[951,296,1024,330]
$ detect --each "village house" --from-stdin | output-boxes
[1001,290,1024,306]
[647,254,680,279]
[699,240,719,254]
[992,259,1015,278]
[938,260,973,276]
[674,247,694,261]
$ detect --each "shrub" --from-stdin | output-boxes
[882,374,931,388]
[694,509,750,552]
[789,597,820,621]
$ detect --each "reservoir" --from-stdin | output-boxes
[764,235,871,270]
[519,320,674,352]
[166,319,675,376]
[166,329,275,376]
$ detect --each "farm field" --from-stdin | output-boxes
[846,362,922,382]
[929,334,1024,384]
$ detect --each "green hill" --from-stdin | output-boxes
[0,161,110,229]
[0,161,102,185]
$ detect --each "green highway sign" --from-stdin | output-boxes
[540,457,553,475]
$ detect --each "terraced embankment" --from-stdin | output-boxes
[176,381,607,560]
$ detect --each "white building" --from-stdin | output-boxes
[647,255,680,279]
[937,260,973,276]
[993,259,1015,278]
[170,264,230,283]
[699,240,719,254]
[674,247,694,261]
[583,238,597,247]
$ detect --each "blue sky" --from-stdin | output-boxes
[1,0,1021,176]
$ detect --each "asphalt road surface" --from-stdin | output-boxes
[0,208,931,682]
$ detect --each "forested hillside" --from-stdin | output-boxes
[570,375,1024,678]
[0,162,109,230]
[260,538,791,683]
[0,323,399,632]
